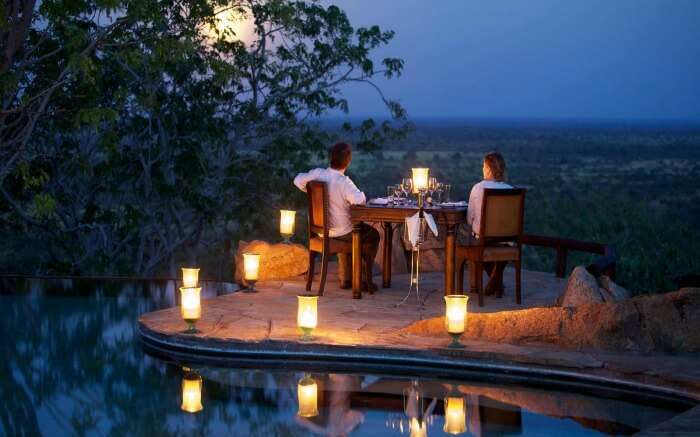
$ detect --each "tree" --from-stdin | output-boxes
[0,0,407,275]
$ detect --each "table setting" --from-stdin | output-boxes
[351,168,469,299]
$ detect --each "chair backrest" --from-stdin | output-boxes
[306,181,329,238]
[479,188,526,242]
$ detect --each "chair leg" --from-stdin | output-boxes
[318,252,329,296]
[515,260,522,304]
[469,261,477,294]
[306,252,316,291]
[496,262,505,299]
[456,259,465,294]
[477,262,484,307]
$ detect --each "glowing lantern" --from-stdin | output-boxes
[444,294,468,348]
[297,294,318,341]
[280,210,296,242]
[181,267,199,288]
[180,287,201,333]
[243,253,260,291]
[181,370,203,413]
[443,396,467,434]
[411,168,430,193]
[410,417,428,437]
[297,374,319,417]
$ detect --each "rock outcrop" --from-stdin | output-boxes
[557,266,630,307]
[403,287,700,353]
[234,240,309,285]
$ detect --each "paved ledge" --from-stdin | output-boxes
[138,271,700,405]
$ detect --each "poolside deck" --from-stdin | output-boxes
[139,266,700,409]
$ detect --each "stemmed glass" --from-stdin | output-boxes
[435,182,445,204]
[401,178,413,204]
[443,184,452,203]
[428,177,438,203]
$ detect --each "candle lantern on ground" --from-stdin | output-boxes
[243,253,260,292]
[181,267,199,288]
[443,396,467,434]
[180,287,201,333]
[297,374,319,417]
[297,294,318,341]
[181,368,203,413]
[280,210,296,242]
[444,294,468,348]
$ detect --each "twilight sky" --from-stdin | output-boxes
[332,0,700,121]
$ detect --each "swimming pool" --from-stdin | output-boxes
[0,278,693,435]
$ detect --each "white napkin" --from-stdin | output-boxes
[369,197,389,205]
[440,201,467,207]
[405,211,438,249]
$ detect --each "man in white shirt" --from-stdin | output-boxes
[294,142,379,291]
[464,151,512,295]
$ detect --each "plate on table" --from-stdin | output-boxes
[438,201,467,208]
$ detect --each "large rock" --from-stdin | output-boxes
[234,240,309,285]
[597,275,630,301]
[402,287,700,353]
[557,266,604,307]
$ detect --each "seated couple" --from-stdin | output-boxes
[294,143,512,295]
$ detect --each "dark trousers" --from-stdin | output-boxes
[335,223,380,283]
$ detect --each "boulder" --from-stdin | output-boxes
[234,240,309,285]
[557,266,604,307]
[402,287,700,353]
[597,275,630,301]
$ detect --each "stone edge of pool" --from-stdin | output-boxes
[138,318,700,407]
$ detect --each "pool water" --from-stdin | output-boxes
[0,278,692,436]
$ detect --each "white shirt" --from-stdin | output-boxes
[294,167,366,237]
[467,179,512,236]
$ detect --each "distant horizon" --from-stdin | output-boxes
[319,115,700,128]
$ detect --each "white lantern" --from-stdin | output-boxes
[280,210,296,242]
[180,287,201,333]
[444,294,468,348]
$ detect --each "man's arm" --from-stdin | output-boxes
[342,176,366,205]
[293,169,320,193]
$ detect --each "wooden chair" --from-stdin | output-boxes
[456,188,526,307]
[305,181,352,296]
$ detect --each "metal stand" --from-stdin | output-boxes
[397,191,427,307]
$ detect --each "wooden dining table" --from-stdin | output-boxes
[349,203,468,299]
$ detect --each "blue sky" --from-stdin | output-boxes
[333,0,700,121]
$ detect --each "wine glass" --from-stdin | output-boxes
[435,182,444,204]
[427,177,438,202]
[386,185,395,204]
[443,184,452,203]
[401,178,413,203]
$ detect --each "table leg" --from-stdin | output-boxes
[382,223,393,288]
[444,224,456,295]
[352,223,362,299]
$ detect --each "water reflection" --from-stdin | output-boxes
[181,368,204,413]
[0,278,692,436]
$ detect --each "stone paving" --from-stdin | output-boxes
[140,266,700,407]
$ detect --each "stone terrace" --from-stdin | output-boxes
[139,266,700,405]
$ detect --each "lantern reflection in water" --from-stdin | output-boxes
[181,369,203,413]
[297,374,319,418]
[443,396,467,434]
